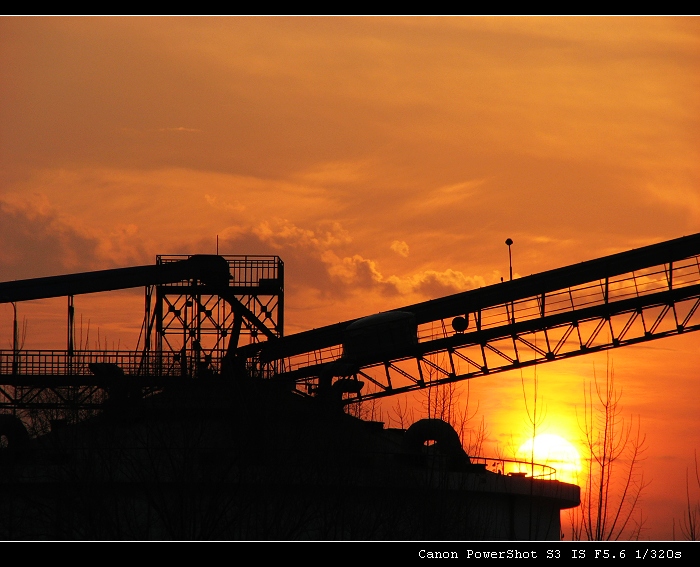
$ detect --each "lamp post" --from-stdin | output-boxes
[11,301,18,375]
[505,239,514,324]
[505,238,513,281]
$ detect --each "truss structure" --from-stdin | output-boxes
[0,255,283,412]
[142,254,283,378]
[2,234,700,413]
[248,234,700,404]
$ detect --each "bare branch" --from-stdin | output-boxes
[573,353,648,541]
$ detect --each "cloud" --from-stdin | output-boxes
[0,196,101,279]
[0,194,147,279]
[321,252,383,287]
[320,250,485,297]
[390,240,409,257]
[218,218,485,302]
[204,193,245,213]
[252,218,352,250]
[404,269,487,297]
[294,160,371,185]
[218,219,352,301]
[641,181,700,223]
[158,127,202,133]
[407,180,486,212]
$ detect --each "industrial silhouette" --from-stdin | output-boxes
[2,233,700,540]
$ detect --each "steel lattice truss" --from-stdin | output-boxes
[143,255,283,378]
[255,235,700,404]
[0,255,283,411]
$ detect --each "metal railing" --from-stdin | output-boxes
[157,255,283,287]
[0,350,187,378]
[470,456,557,480]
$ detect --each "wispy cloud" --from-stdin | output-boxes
[158,127,201,133]
[390,240,409,257]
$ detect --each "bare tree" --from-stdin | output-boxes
[388,396,414,430]
[520,367,546,477]
[518,365,560,539]
[673,451,699,540]
[570,356,649,541]
[421,368,487,458]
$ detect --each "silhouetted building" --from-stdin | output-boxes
[0,378,578,540]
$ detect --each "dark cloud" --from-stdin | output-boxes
[212,220,488,307]
[0,197,147,280]
[0,201,102,280]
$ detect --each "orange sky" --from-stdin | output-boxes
[1,16,700,540]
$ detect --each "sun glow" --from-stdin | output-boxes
[515,433,582,485]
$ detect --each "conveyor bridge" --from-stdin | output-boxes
[1,234,700,410]
[240,233,700,403]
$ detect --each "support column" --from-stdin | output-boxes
[67,295,74,374]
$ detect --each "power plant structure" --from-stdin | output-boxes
[2,233,700,540]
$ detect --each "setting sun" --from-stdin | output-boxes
[516,434,582,485]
